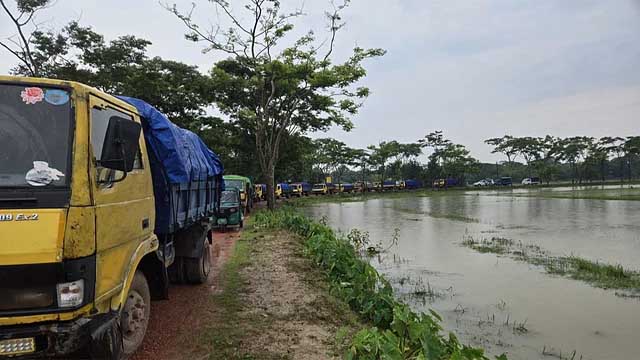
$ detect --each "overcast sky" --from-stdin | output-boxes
[1,0,639,162]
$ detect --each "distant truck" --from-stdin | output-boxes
[312,183,336,195]
[401,179,422,190]
[276,183,292,198]
[382,180,397,191]
[291,182,312,197]
[433,178,458,189]
[0,76,223,358]
[338,183,354,193]
[254,183,266,201]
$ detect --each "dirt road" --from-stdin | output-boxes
[131,230,239,360]
[129,216,362,359]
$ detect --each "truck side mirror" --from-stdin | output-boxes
[99,116,142,173]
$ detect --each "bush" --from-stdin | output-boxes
[252,209,506,360]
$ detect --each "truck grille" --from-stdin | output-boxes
[0,256,95,315]
[0,263,58,312]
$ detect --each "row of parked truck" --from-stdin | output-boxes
[249,179,425,200]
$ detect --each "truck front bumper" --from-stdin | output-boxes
[0,313,119,359]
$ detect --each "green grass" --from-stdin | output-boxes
[546,257,640,290]
[462,236,640,292]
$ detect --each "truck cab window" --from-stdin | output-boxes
[91,106,143,174]
[91,106,143,186]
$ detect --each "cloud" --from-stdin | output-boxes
[1,0,638,163]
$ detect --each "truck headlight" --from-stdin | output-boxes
[56,280,84,308]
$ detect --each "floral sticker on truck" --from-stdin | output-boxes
[20,87,45,104]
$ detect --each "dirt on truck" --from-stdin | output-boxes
[0,76,224,359]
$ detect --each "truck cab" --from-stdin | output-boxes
[312,183,328,195]
[0,76,221,358]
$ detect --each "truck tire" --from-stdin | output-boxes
[168,256,186,284]
[121,271,150,358]
[184,238,211,284]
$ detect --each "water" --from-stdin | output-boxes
[304,190,640,360]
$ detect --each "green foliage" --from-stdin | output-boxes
[169,0,385,208]
[252,209,503,360]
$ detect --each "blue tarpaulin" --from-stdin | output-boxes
[118,96,224,183]
[118,96,224,234]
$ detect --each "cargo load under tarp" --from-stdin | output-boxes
[119,97,224,234]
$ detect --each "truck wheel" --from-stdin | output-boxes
[185,238,211,284]
[239,219,244,229]
[121,271,150,358]
[168,256,186,284]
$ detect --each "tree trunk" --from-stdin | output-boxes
[265,162,276,210]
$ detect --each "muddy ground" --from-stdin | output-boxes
[130,230,238,360]
[132,222,360,359]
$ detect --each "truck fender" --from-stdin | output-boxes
[111,235,159,312]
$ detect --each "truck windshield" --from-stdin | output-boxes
[224,179,244,191]
[220,190,238,203]
[0,84,72,187]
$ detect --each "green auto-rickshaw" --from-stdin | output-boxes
[216,188,244,230]
[223,175,254,214]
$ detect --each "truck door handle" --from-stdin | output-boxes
[142,218,150,230]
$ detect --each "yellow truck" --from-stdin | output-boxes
[0,76,224,358]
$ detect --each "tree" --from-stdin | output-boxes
[439,143,479,183]
[168,0,385,209]
[484,135,519,176]
[535,135,562,184]
[312,138,354,183]
[555,137,592,185]
[600,136,625,183]
[623,136,640,182]
[0,0,54,76]
[352,148,370,187]
[6,20,217,129]
[510,137,544,178]
[367,141,401,184]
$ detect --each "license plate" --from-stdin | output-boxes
[0,337,35,356]
[217,218,228,225]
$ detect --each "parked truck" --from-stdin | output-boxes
[0,76,223,358]
[290,182,311,197]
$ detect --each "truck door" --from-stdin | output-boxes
[89,95,155,300]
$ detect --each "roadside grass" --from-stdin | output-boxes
[462,236,640,292]
[197,224,363,360]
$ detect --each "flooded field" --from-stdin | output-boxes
[304,188,640,360]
